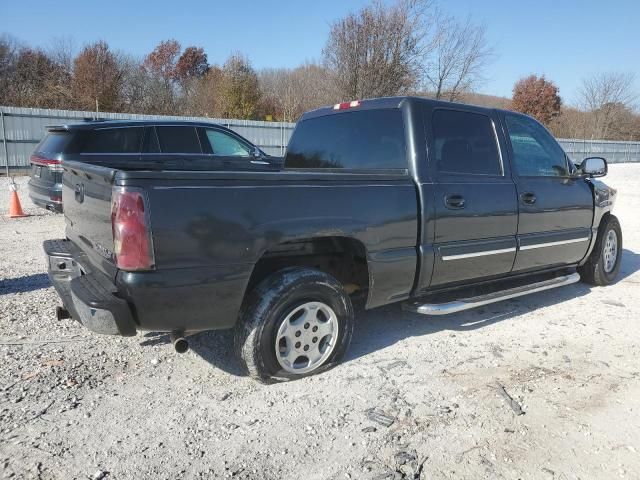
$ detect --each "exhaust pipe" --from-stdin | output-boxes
[170,331,189,353]
[56,306,71,320]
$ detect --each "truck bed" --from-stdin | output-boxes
[60,160,419,332]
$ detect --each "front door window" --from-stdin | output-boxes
[504,114,568,177]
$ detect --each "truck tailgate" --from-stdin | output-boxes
[62,161,118,279]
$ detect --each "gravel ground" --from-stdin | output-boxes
[1,166,639,480]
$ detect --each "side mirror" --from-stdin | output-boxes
[251,146,262,159]
[580,157,607,178]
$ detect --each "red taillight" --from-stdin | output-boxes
[31,154,63,172]
[111,187,155,271]
[333,100,361,110]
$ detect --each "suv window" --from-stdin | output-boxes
[431,109,501,176]
[37,132,75,154]
[204,129,251,156]
[284,109,406,170]
[504,114,568,177]
[83,127,143,154]
[156,126,201,154]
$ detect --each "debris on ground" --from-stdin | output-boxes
[365,408,396,427]
[493,382,525,416]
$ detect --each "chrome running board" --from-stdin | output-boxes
[403,272,581,315]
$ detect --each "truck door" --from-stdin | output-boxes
[501,112,593,272]
[425,106,518,287]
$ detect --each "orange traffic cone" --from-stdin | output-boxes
[8,179,28,218]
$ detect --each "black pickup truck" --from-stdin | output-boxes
[44,97,621,382]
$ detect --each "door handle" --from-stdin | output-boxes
[520,192,537,205]
[444,194,465,209]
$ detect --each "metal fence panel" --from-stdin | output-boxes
[1,106,639,171]
[558,139,640,164]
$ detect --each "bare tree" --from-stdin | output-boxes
[422,14,493,101]
[142,39,181,114]
[116,53,149,113]
[293,63,337,114]
[0,34,21,105]
[547,107,588,139]
[322,0,434,100]
[259,63,334,121]
[578,72,638,139]
[258,68,298,121]
[11,48,70,108]
[48,36,76,76]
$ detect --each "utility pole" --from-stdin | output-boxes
[1,109,9,178]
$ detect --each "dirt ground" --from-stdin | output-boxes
[1,165,639,480]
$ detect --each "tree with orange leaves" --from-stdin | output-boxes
[512,75,562,125]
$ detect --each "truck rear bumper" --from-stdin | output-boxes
[44,239,136,336]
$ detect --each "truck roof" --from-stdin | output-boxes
[300,96,506,121]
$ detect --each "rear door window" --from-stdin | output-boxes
[431,109,502,176]
[156,126,201,154]
[284,109,406,170]
[83,127,143,154]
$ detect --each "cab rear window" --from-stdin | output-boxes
[285,109,406,170]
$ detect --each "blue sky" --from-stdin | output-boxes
[3,0,639,104]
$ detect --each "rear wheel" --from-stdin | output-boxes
[578,214,622,286]
[235,267,354,382]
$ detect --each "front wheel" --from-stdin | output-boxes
[235,267,354,382]
[578,214,622,286]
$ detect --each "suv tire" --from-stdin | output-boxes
[235,267,354,382]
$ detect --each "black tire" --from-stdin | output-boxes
[578,214,622,286]
[234,267,354,383]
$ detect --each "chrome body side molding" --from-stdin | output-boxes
[519,237,590,251]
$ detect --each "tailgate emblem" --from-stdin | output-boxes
[74,183,85,203]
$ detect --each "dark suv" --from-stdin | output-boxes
[29,120,272,212]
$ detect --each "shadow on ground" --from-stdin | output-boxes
[619,248,640,282]
[142,249,640,378]
[141,329,244,376]
[0,273,50,295]
[170,280,596,378]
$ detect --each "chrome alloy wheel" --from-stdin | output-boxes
[275,301,339,374]
[603,229,618,273]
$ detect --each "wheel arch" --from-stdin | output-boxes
[245,235,371,303]
[579,210,614,267]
